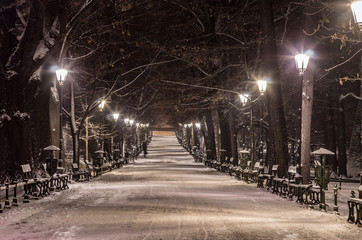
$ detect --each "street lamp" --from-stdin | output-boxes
[257,80,267,95]
[112,113,120,156]
[351,1,362,30]
[124,118,130,125]
[239,94,249,106]
[294,52,311,183]
[294,54,310,75]
[55,69,67,169]
[99,99,106,111]
[113,113,120,121]
[98,100,106,150]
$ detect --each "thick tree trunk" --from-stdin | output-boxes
[218,109,232,162]
[228,109,239,165]
[337,86,347,176]
[259,0,289,177]
[204,111,217,160]
[325,107,337,172]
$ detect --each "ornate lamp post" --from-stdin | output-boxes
[55,69,67,169]
[239,80,267,164]
[98,99,106,150]
[112,113,120,155]
[294,52,310,181]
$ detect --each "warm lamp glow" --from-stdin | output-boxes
[99,100,106,111]
[239,94,249,105]
[294,54,310,75]
[113,113,119,121]
[56,69,68,85]
[257,80,267,95]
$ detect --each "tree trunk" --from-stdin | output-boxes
[228,109,239,165]
[69,80,79,165]
[218,109,232,162]
[337,85,347,176]
[259,0,289,177]
[325,107,337,172]
[204,111,217,160]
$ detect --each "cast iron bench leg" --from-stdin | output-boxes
[347,200,355,223]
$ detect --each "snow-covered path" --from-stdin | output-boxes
[0,133,361,240]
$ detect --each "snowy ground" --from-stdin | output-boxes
[0,133,361,240]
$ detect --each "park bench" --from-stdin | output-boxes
[20,164,50,201]
[263,165,279,190]
[41,163,57,191]
[227,158,237,176]
[204,158,212,167]
[241,161,252,182]
[257,165,270,188]
[249,161,263,183]
[271,165,297,197]
[347,195,362,226]
[211,160,221,170]
[101,158,112,172]
[40,163,69,191]
[72,163,90,182]
[85,160,101,177]
[221,157,230,172]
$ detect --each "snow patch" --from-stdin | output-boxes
[13,111,30,121]
[283,233,299,240]
[33,41,49,61]
[51,85,60,103]
[0,110,11,127]
[29,66,42,82]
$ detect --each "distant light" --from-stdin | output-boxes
[195,123,201,129]
[257,80,267,95]
[184,124,187,128]
[351,1,362,30]
[129,119,134,126]
[113,113,119,121]
[146,123,149,127]
[187,123,192,128]
[294,54,310,75]
[124,118,130,124]
[239,94,249,105]
[136,123,140,127]
[56,69,68,85]
[99,100,106,111]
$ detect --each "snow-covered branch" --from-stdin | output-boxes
[340,92,362,102]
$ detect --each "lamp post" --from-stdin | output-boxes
[239,80,267,164]
[98,100,106,150]
[55,69,67,169]
[351,0,362,199]
[112,113,119,155]
[294,53,310,173]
